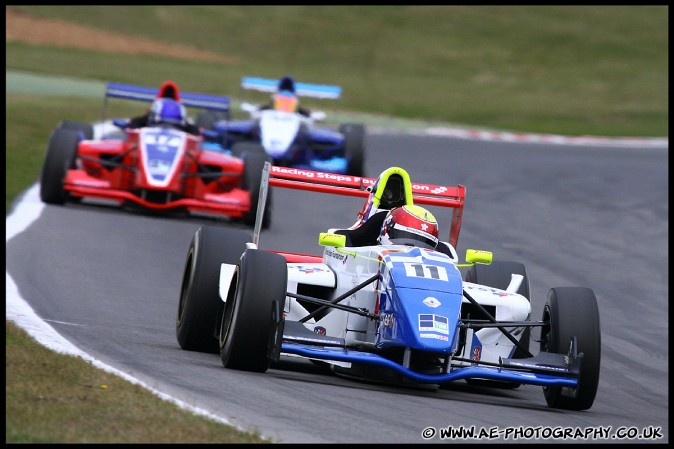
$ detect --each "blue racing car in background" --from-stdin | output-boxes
[194,76,367,177]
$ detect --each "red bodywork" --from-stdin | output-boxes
[64,127,251,218]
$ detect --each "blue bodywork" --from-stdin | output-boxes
[213,119,350,174]
[204,76,361,175]
[376,248,463,353]
[281,344,578,387]
[280,247,580,388]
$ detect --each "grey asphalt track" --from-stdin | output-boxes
[6,131,668,443]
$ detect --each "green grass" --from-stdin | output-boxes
[6,322,270,443]
[5,5,668,444]
[7,5,668,137]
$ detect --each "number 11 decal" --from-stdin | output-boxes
[404,263,448,281]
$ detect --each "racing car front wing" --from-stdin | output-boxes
[280,342,580,388]
[64,183,251,216]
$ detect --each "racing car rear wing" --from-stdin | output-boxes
[104,82,231,112]
[241,76,342,100]
[254,163,465,248]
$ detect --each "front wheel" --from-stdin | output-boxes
[219,249,287,372]
[40,128,80,205]
[540,287,601,411]
[59,120,94,140]
[176,226,252,354]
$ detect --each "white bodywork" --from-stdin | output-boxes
[240,103,326,159]
[218,240,531,366]
[258,110,303,158]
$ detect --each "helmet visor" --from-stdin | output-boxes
[274,93,298,112]
[388,222,438,249]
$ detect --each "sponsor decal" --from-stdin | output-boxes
[271,166,316,178]
[393,223,435,241]
[271,166,361,184]
[314,326,327,335]
[295,265,328,274]
[419,314,449,334]
[362,178,376,188]
[420,333,449,341]
[423,296,442,308]
[314,172,355,183]
[470,332,482,364]
[380,312,395,328]
[507,361,569,372]
[471,346,482,361]
[409,183,447,195]
[325,248,348,264]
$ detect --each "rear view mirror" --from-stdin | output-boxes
[319,233,346,248]
[465,249,493,265]
[240,102,257,113]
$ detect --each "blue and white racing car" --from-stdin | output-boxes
[176,165,601,411]
[195,76,366,177]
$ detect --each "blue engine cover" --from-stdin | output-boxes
[376,248,463,353]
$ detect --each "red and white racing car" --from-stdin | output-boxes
[39,81,271,227]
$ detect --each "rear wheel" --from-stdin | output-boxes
[241,150,272,229]
[219,249,287,372]
[176,226,252,354]
[339,123,365,177]
[541,287,600,410]
[40,128,79,205]
[194,110,229,130]
[463,261,530,388]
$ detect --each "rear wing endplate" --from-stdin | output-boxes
[253,163,465,249]
[241,77,341,100]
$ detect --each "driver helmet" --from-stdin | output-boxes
[278,75,296,93]
[273,90,299,112]
[378,205,439,249]
[157,80,180,101]
[148,98,186,127]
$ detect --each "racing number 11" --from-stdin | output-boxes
[405,263,448,281]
